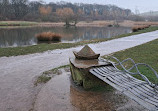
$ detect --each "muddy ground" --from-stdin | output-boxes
[34,68,148,111]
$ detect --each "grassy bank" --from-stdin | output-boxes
[104,39,158,84]
[0,26,158,57]
[0,21,38,26]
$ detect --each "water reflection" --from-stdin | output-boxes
[0,26,131,48]
[0,28,37,48]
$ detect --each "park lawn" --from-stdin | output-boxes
[104,38,158,84]
[0,26,158,57]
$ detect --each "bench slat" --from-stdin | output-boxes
[89,66,158,111]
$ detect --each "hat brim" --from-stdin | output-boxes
[73,51,100,60]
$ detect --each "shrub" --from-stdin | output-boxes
[132,25,150,32]
[36,32,61,42]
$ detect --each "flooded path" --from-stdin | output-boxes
[34,69,147,111]
[34,69,115,111]
[1,31,158,111]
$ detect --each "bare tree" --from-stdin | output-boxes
[39,6,52,16]
[11,0,29,19]
[73,8,84,25]
[56,8,74,27]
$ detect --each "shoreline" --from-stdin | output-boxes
[1,20,158,28]
[1,26,158,57]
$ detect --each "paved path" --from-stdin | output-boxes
[0,31,158,111]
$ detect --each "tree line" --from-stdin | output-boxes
[0,0,144,23]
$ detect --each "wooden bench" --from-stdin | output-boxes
[89,57,158,111]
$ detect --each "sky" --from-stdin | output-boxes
[30,0,158,13]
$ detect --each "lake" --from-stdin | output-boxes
[0,26,132,48]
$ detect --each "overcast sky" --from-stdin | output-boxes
[30,0,158,13]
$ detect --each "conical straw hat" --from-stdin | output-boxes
[73,45,100,60]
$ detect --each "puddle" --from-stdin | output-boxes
[34,68,148,111]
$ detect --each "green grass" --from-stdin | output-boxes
[1,26,158,57]
[35,75,51,86]
[104,39,158,84]
[0,21,38,26]
[43,65,69,75]
[35,65,70,85]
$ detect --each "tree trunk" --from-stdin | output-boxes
[65,19,70,27]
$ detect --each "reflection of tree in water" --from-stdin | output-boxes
[59,27,131,42]
[0,26,131,47]
[80,27,132,40]
[0,28,37,47]
[0,27,56,47]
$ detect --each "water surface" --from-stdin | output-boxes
[0,26,132,48]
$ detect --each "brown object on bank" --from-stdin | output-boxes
[35,32,61,42]
[73,45,100,60]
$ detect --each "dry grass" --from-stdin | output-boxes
[36,32,61,41]
[31,20,158,28]
[77,21,113,27]
[0,21,37,26]
[134,21,158,26]
[132,25,150,32]
[78,21,158,28]
[128,21,158,32]
[118,20,158,27]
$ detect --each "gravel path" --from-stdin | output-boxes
[0,31,158,111]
